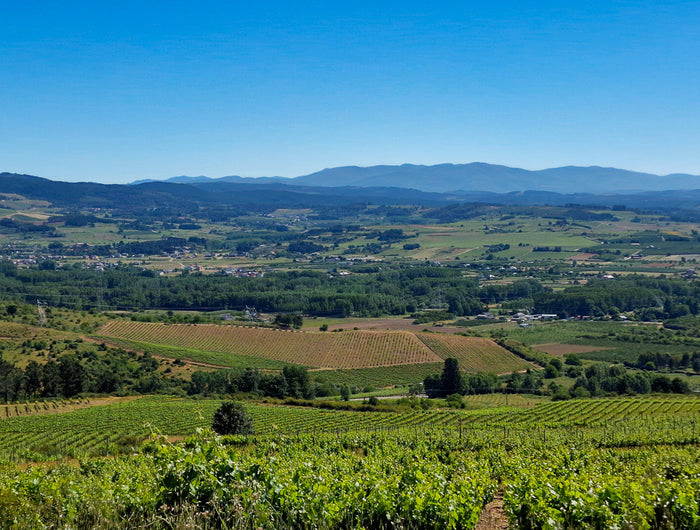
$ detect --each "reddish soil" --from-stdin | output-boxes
[476,492,510,529]
[324,317,466,334]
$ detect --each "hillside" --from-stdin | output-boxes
[5,169,700,212]
[97,321,530,373]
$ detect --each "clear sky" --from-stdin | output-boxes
[2,1,699,183]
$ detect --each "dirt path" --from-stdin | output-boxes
[475,492,509,530]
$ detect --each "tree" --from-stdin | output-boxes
[441,358,463,396]
[58,354,84,397]
[274,313,303,329]
[212,401,254,435]
[282,366,314,399]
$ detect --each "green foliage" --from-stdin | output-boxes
[425,358,499,397]
[494,337,551,366]
[0,400,699,528]
[273,313,303,329]
[570,363,690,397]
[0,334,183,402]
[211,401,254,435]
[503,447,700,529]
[441,358,463,396]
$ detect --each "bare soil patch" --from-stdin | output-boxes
[324,317,466,334]
[476,492,509,529]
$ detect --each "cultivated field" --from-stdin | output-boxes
[98,321,529,375]
[416,334,533,373]
[99,321,441,369]
[0,394,697,463]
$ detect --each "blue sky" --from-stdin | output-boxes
[2,1,699,183]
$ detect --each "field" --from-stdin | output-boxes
[504,319,700,364]
[4,197,700,527]
[0,393,699,528]
[416,334,533,373]
[532,343,611,356]
[313,362,444,388]
[0,394,697,463]
[98,320,529,376]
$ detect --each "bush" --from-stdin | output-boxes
[211,401,254,435]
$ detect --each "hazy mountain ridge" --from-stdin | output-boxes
[152,163,700,194]
[293,163,698,193]
[4,168,700,212]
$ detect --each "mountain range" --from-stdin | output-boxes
[136,163,700,194]
[4,162,700,214]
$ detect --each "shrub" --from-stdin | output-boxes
[211,401,254,435]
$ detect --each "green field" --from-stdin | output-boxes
[1,394,698,463]
[0,393,699,528]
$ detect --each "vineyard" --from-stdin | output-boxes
[0,393,698,528]
[416,334,533,373]
[315,362,444,388]
[97,321,529,375]
[99,338,294,370]
[0,394,698,463]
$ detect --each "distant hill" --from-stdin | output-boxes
[0,172,451,212]
[291,163,700,194]
[141,175,287,186]
[149,163,700,194]
[4,168,700,214]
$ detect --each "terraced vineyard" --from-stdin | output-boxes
[99,338,294,369]
[416,333,533,373]
[99,321,441,369]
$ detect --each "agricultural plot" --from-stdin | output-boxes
[462,393,546,408]
[314,362,444,389]
[0,416,698,529]
[0,396,470,461]
[474,395,700,429]
[100,337,293,370]
[416,333,533,373]
[0,394,697,464]
[509,319,700,363]
[99,321,523,374]
[391,219,597,262]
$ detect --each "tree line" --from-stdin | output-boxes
[423,358,690,400]
[0,343,179,403]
